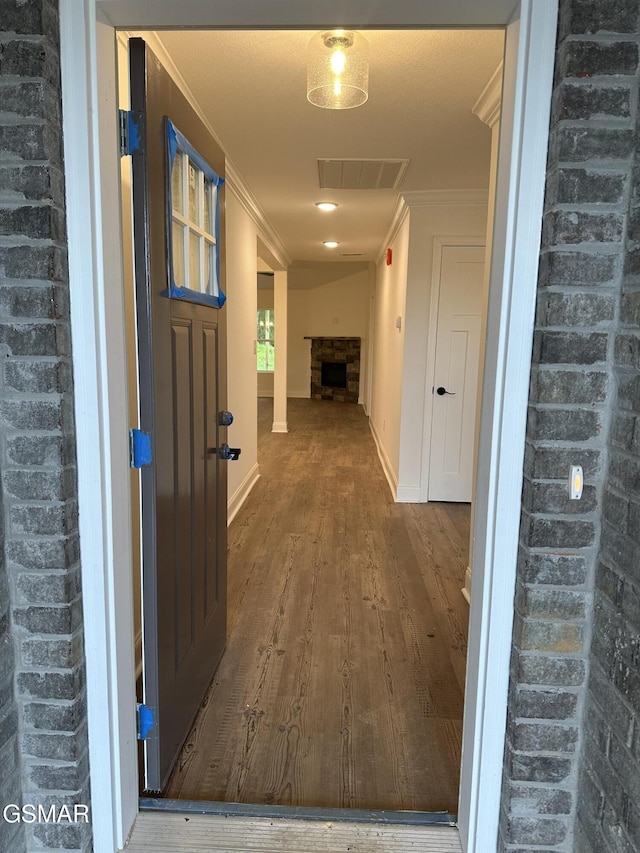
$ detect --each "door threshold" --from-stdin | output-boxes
[139,797,457,826]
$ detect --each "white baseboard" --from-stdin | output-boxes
[257,392,274,398]
[462,566,472,604]
[272,421,288,433]
[288,389,311,398]
[396,484,421,503]
[227,462,260,526]
[369,418,398,501]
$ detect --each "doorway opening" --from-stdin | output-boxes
[117,23,501,814]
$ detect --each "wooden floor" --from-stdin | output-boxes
[165,398,470,814]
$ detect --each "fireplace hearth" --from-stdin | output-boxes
[305,337,360,403]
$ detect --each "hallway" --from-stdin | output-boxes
[165,398,470,813]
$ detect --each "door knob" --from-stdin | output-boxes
[208,443,241,460]
[218,410,234,426]
[436,386,455,396]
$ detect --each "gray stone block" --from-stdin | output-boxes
[518,549,588,586]
[0,322,58,356]
[538,330,608,364]
[507,782,573,815]
[524,515,596,548]
[0,204,64,241]
[0,38,59,81]
[516,688,580,720]
[16,569,81,606]
[0,398,62,431]
[529,480,597,513]
[513,721,579,752]
[544,210,624,245]
[535,368,607,404]
[516,616,585,655]
[13,601,80,635]
[517,653,586,687]
[510,752,573,783]
[561,0,640,36]
[541,249,618,287]
[541,291,615,326]
[2,471,69,502]
[20,635,81,669]
[529,446,602,480]
[558,83,631,120]
[506,815,568,846]
[17,669,83,702]
[26,749,88,791]
[23,695,86,732]
[10,504,71,537]
[563,40,640,77]
[22,723,87,762]
[4,435,66,467]
[527,406,601,442]
[519,586,588,621]
[0,285,57,320]
[556,126,634,162]
[556,168,626,205]
[0,1,59,38]
[0,245,67,282]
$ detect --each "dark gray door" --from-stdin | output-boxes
[129,37,228,792]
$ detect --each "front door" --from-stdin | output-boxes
[428,244,484,502]
[129,37,229,792]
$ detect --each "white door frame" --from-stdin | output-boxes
[421,236,486,502]
[59,2,558,851]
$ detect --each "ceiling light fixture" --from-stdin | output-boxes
[315,201,339,211]
[307,30,369,110]
[323,241,339,248]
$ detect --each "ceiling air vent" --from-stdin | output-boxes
[318,158,409,190]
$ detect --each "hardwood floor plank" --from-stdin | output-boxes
[165,398,469,814]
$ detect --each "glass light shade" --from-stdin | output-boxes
[307,31,369,110]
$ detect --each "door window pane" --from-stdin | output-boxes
[171,151,184,215]
[172,221,185,287]
[188,161,199,225]
[189,231,201,292]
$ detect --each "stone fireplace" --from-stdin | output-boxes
[305,337,361,403]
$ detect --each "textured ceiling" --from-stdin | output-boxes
[153,29,505,264]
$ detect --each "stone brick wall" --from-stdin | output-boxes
[573,2,640,850]
[499,2,640,851]
[0,2,91,851]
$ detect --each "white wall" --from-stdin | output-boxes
[287,265,373,401]
[225,188,260,518]
[369,212,411,492]
[369,200,488,500]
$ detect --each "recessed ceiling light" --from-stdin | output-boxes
[315,201,338,211]
[323,241,339,248]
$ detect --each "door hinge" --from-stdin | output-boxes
[137,703,155,741]
[119,109,141,156]
[130,428,152,468]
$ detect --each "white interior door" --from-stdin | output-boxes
[428,245,484,502]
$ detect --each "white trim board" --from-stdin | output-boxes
[369,417,399,501]
[227,462,260,526]
[60,2,558,852]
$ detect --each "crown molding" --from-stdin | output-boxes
[122,31,291,270]
[473,61,503,128]
[401,189,489,207]
[377,195,409,264]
